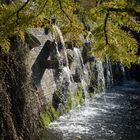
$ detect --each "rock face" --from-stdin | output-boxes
[28,26,106,105]
[28,27,83,108]
[0,25,114,140]
[27,25,114,132]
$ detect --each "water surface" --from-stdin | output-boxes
[47,81,140,140]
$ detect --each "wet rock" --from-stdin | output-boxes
[57,103,66,116]
[25,32,41,49]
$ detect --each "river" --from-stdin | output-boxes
[46,81,140,140]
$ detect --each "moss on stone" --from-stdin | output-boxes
[40,85,98,128]
[74,86,85,106]
[40,105,59,127]
[65,95,73,112]
[89,92,95,97]
[65,85,84,112]
[40,85,85,127]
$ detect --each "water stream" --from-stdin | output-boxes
[95,59,106,91]
[45,24,140,140]
[46,81,140,140]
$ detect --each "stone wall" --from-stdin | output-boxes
[26,26,112,133]
[27,27,84,106]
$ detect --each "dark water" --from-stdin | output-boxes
[46,81,140,140]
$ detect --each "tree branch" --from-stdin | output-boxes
[107,7,140,15]
[16,0,30,24]
[4,0,30,25]
[103,11,109,45]
[57,0,72,24]
[35,0,49,17]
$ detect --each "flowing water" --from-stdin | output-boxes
[46,24,140,140]
[46,81,140,140]
[73,48,85,71]
[95,59,106,91]
[104,57,113,88]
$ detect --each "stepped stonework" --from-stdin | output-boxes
[0,24,127,140]
[26,25,114,135]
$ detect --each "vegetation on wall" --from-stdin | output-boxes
[0,45,41,139]
[76,0,140,66]
[40,85,84,127]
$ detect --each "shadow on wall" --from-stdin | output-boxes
[31,40,55,89]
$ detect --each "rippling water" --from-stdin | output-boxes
[46,81,140,140]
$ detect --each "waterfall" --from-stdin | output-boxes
[95,59,106,91]
[104,57,113,88]
[53,25,64,45]
[63,67,73,84]
[53,25,88,106]
[108,58,113,84]
[52,25,78,108]
[73,48,84,71]
[53,25,69,66]
[73,47,89,78]
[112,62,126,83]
[55,42,61,58]
[119,62,126,81]
[81,79,89,105]
[73,47,89,104]
[62,66,76,108]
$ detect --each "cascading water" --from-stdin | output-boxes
[73,48,84,70]
[54,42,61,58]
[44,24,140,140]
[53,25,88,107]
[81,79,89,105]
[107,58,113,85]
[53,25,64,45]
[62,66,76,108]
[119,62,126,81]
[112,62,127,83]
[29,24,140,140]
[104,56,113,88]
[95,59,106,91]
[53,25,69,66]
[62,67,73,84]
[52,25,77,107]
[73,47,89,104]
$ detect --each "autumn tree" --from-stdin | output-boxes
[0,0,140,64]
[79,0,140,66]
